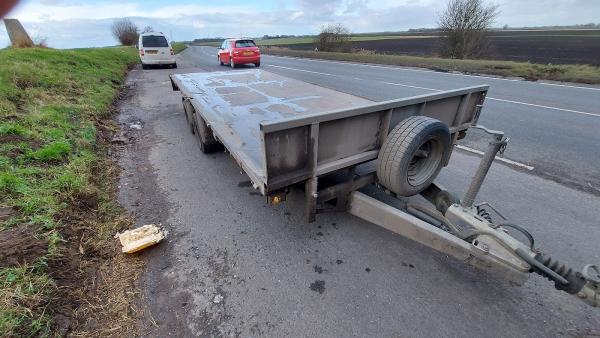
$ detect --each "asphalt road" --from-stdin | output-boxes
[116,49,600,337]
[189,46,600,196]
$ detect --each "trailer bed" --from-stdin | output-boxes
[171,70,373,184]
[171,70,488,195]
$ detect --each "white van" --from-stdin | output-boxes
[138,32,177,69]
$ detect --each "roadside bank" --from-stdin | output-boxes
[0,46,144,336]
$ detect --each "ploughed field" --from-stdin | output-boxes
[267,30,600,66]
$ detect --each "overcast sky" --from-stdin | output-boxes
[1,0,599,48]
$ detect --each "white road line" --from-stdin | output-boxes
[267,64,333,76]
[262,53,600,92]
[267,64,600,118]
[382,81,440,92]
[486,97,600,117]
[455,145,535,170]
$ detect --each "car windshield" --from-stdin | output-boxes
[235,40,256,48]
[142,35,169,48]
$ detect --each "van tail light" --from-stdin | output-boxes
[140,49,145,56]
[170,48,174,55]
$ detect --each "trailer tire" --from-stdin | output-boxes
[193,114,223,154]
[377,116,450,197]
[182,98,195,134]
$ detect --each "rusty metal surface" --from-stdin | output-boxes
[171,70,373,188]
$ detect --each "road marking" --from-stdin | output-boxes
[455,145,535,170]
[267,64,600,118]
[261,52,600,92]
[267,64,334,76]
[486,97,600,117]
[382,81,440,92]
[384,82,600,117]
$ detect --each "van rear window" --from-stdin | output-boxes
[235,40,256,48]
[142,35,169,48]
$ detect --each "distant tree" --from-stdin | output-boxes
[313,23,351,52]
[502,24,509,30]
[111,18,139,46]
[142,26,154,33]
[580,22,600,28]
[437,0,499,59]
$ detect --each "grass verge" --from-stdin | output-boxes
[171,42,187,54]
[262,46,600,84]
[0,46,142,336]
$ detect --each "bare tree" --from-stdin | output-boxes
[142,26,154,34]
[313,23,351,52]
[32,35,48,48]
[437,0,499,59]
[111,18,139,46]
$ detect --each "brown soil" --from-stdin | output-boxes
[0,134,42,147]
[0,224,48,268]
[0,206,18,223]
[0,134,42,158]
[47,202,142,336]
[280,35,600,66]
[0,134,28,143]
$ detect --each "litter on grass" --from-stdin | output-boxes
[115,224,165,253]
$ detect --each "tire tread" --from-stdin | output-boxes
[377,116,449,196]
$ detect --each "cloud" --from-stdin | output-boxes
[1,0,599,49]
[496,0,600,26]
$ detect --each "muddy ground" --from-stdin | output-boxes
[116,51,600,337]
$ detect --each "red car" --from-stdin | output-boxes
[218,38,260,68]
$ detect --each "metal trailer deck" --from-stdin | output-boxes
[170,69,599,308]
[171,70,487,196]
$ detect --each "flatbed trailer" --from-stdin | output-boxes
[170,69,599,307]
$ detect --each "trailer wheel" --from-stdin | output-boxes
[377,116,450,196]
[193,114,223,154]
[182,98,195,134]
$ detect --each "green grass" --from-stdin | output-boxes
[171,41,187,54]
[0,46,138,336]
[195,40,222,47]
[262,47,600,84]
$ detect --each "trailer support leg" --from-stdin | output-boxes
[462,126,508,208]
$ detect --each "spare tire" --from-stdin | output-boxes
[377,116,450,196]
